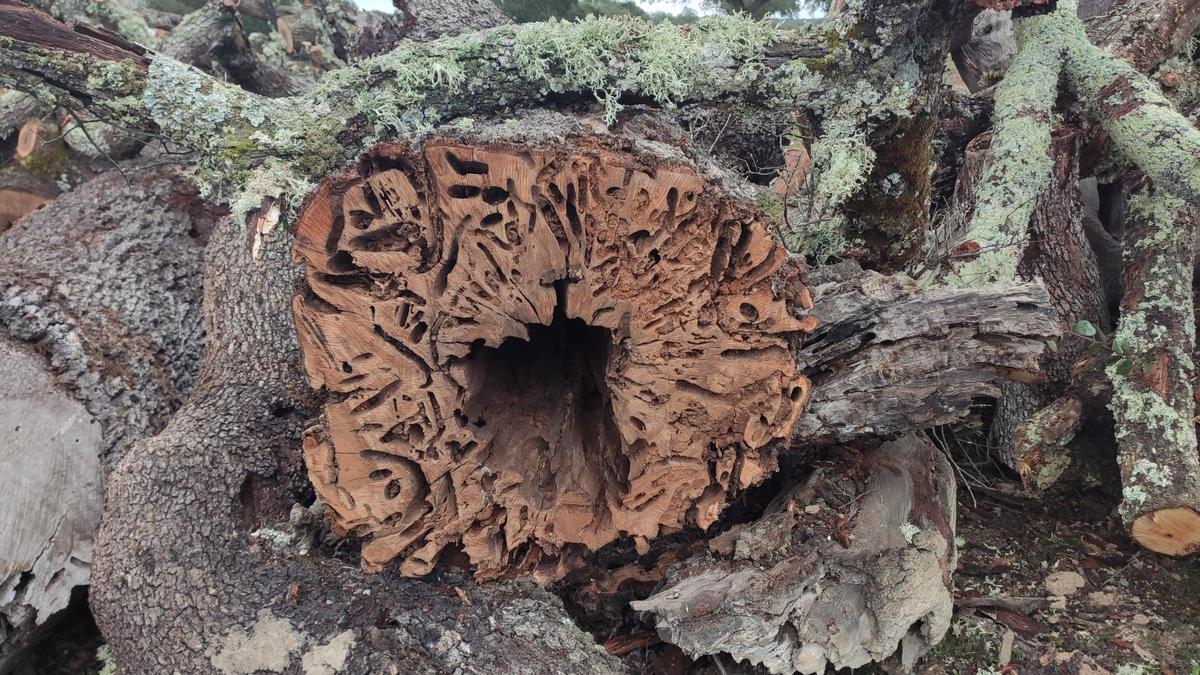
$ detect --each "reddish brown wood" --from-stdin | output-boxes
[293,139,814,582]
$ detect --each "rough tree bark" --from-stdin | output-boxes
[633,434,957,674]
[1108,182,1200,555]
[949,126,1109,471]
[0,168,212,666]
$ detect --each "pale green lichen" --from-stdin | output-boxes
[97,644,117,675]
[900,522,921,544]
[1123,484,1150,506]
[128,12,909,236]
[1061,0,1200,202]
[810,118,876,206]
[1032,450,1073,492]
[510,14,780,123]
[141,15,807,220]
[942,5,1069,288]
[1131,458,1173,487]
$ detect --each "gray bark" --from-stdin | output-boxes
[794,262,1058,444]
[90,203,622,675]
[0,168,211,668]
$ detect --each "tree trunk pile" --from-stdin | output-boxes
[294,134,813,581]
[1,0,1199,671]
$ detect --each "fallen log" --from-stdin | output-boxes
[1108,182,1200,556]
[293,122,817,582]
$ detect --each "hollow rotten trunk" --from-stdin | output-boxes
[293,129,814,582]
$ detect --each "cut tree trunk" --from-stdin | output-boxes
[0,168,211,667]
[631,433,957,674]
[290,114,1057,586]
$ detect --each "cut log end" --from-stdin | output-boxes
[1131,507,1200,556]
[293,135,813,581]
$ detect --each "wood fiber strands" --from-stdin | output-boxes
[293,139,815,581]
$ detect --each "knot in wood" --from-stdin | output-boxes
[293,139,813,581]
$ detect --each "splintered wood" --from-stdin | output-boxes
[293,140,814,580]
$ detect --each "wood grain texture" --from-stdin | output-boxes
[293,139,814,581]
[0,335,101,658]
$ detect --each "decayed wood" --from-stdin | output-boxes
[1109,182,1200,556]
[293,134,814,581]
[0,335,102,666]
[632,433,957,675]
[0,168,210,666]
[793,262,1059,443]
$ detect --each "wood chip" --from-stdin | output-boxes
[15,121,45,158]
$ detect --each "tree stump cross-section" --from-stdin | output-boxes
[293,139,815,581]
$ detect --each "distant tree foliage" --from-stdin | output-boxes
[492,0,824,23]
[704,0,803,19]
[493,0,647,22]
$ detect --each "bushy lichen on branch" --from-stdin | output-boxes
[125,15,835,220]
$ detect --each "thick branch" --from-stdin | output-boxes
[0,88,46,138]
[159,1,302,97]
[1059,1,1200,203]
[1108,182,1200,556]
[793,263,1059,443]
[937,7,1063,287]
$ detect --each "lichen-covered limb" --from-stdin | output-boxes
[973,125,1110,463]
[938,7,1065,287]
[1058,3,1200,203]
[0,0,151,121]
[1107,183,1200,555]
[0,6,832,211]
